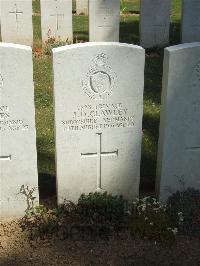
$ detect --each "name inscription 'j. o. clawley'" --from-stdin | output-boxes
[61,102,135,131]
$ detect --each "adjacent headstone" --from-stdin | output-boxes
[0,0,33,46]
[181,0,200,43]
[53,42,145,203]
[40,0,73,44]
[89,0,120,42]
[76,0,88,15]
[0,43,38,218]
[156,43,200,202]
[140,0,170,48]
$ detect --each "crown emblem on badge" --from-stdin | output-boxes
[82,53,116,100]
[94,53,107,67]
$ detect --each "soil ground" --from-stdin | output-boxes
[0,219,200,266]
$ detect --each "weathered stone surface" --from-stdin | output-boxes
[53,42,144,203]
[89,0,120,42]
[76,0,88,15]
[40,0,73,43]
[157,43,200,202]
[140,0,170,48]
[181,0,200,43]
[0,0,33,46]
[0,43,38,218]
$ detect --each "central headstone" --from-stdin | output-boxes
[0,43,38,218]
[40,0,73,44]
[89,0,120,42]
[181,0,200,43]
[0,0,33,46]
[140,0,170,48]
[53,43,144,203]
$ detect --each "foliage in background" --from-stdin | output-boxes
[128,197,178,245]
[167,188,200,237]
[20,192,127,239]
[20,190,184,245]
[20,205,58,239]
[42,30,70,55]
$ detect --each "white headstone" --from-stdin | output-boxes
[0,0,33,46]
[181,0,200,43]
[53,42,145,203]
[76,0,88,15]
[40,0,73,44]
[0,43,38,218]
[89,0,120,42]
[140,0,170,48]
[157,43,200,202]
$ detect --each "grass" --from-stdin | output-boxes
[31,0,182,196]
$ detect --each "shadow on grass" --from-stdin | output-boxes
[120,19,139,44]
[140,113,160,193]
[38,172,57,208]
[143,112,160,141]
[37,150,57,207]
[73,31,89,42]
[170,21,181,45]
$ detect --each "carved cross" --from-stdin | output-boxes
[186,146,200,151]
[9,4,23,24]
[81,133,118,191]
[0,155,11,161]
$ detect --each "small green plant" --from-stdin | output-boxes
[129,197,177,245]
[77,192,127,228]
[167,187,200,237]
[19,184,37,211]
[20,205,58,239]
[42,29,70,55]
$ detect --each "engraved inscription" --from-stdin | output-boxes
[0,74,3,89]
[98,7,112,28]
[61,102,134,131]
[0,73,29,132]
[81,133,118,191]
[192,61,200,89]
[153,24,168,46]
[184,61,200,149]
[188,3,200,27]
[82,54,116,100]
[0,106,29,131]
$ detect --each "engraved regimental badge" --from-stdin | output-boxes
[0,74,3,90]
[82,53,116,100]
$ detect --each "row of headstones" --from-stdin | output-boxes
[0,0,200,48]
[1,41,200,218]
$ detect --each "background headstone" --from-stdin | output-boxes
[89,0,120,42]
[0,0,33,46]
[76,0,88,15]
[0,43,38,218]
[40,0,73,43]
[156,43,200,202]
[140,0,170,48]
[181,0,200,43]
[53,42,145,203]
